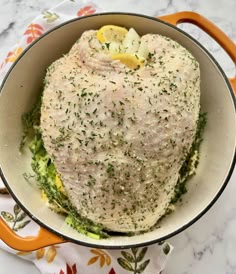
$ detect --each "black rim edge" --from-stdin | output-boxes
[0,12,235,249]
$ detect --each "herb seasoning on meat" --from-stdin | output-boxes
[22,26,205,236]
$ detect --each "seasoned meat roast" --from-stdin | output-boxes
[41,29,200,232]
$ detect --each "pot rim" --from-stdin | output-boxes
[0,12,235,249]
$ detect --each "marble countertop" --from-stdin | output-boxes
[0,0,235,273]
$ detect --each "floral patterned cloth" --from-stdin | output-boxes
[0,1,172,273]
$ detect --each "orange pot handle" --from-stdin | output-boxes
[159,11,236,95]
[0,216,65,251]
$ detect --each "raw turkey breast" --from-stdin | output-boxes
[41,29,200,232]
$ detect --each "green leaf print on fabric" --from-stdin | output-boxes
[136,247,148,262]
[117,258,134,272]
[14,204,21,215]
[14,220,31,231]
[1,203,31,231]
[136,260,150,273]
[16,211,27,222]
[121,251,135,263]
[1,211,14,222]
[42,11,60,23]
[162,243,171,255]
[117,247,150,273]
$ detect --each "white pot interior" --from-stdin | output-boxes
[0,13,235,248]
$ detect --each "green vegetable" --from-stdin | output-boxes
[21,97,109,239]
[171,112,207,203]
[20,99,41,151]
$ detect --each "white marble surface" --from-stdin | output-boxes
[0,0,235,273]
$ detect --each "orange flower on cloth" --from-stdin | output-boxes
[87,249,111,267]
[37,246,58,263]
[17,246,59,263]
[77,5,96,16]
[4,47,23,63]
[24,23,44,44]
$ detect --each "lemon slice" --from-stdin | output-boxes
[55,174,64,192]
[41,190,48,202]
[41,174,64,202]
[97,25,128,43]
[112,53,145,69]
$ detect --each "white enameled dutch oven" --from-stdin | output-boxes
[0,12,235,251]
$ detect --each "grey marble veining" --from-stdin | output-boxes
[0,0,60,62]
[0,0,235,274]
